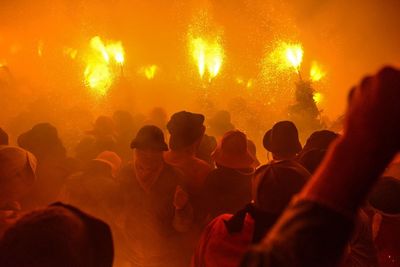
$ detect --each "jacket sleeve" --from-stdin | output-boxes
[241,200,353,267]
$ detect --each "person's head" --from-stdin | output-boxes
[208,110,235,137]
[167,111,205,152]
[0,203,114,267]
[88,116,116,138]
[212,130,259,171]
[253,161,309,214]
[131,125,168,171]
[301,130,339,155]
[263,121,302,160]
[0,146,37,204]
[0,128,9,145]
[92,151,122,178]
[17,123,66,161]
[368,176,400,215]
[298,130,339,174]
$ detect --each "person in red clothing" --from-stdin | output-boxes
[241,66,400,267]
[164,111,213,194]
[192,160,308,267]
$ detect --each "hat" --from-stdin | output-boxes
[302,130,338,154]
[93,151,122,178]
[17,123,66,159]
[87,116,116,137]
[212,130,258,169]
[130,125,168,151]
[167,111,205,150]
[263,121,302,155]
[253,161,309,213]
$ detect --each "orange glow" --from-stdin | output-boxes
[63,47,78,60]
[139,65,158,80]
[37,40,44,57]
[267,41,304,74]
[84,36,125,96]
[285,43,303,72]
[189,36,224,81]
[313,92,323,104]
[310,61,326,82]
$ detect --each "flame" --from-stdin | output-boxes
[140,65,158,80]
[313,92,323,104]
[84,36,125,96]
[190,36,224,80]
[284,43,303,71]
[310,61,326,82]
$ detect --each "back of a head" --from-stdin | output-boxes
[302,130,339,154]
[299,148,327,174]
[253,161,309,214]
[369,176,400,215]
[263,121,302,157]
[167,111,205,150]
[0,204,113,267]
[17,123,66,160]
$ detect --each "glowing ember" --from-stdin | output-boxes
[284,43,303,72]
[310,61,326,82]
[189,36,224,81]
[84,36,125,96]
[140,65,158,80]
[313,92,323,104]
[236,77,253,89]
[63,47,78,59]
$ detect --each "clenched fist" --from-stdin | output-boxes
[344,66,400,156]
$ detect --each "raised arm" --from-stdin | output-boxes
[241,67,400,267]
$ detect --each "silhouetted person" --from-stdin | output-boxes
[164,111,213,195]
[203,130,259,220]
[192,160,309,267]
[59,151,122,223]
[76,116,117,163]
[241,66,400,267]
[298,130,339,174]
[17,123,72,209]
[118,125,193,267]
[0,203,114,267]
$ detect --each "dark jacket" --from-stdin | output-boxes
[241,200,353,267]
[203,167,253,219]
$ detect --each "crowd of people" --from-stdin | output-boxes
[1,66,400,267]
